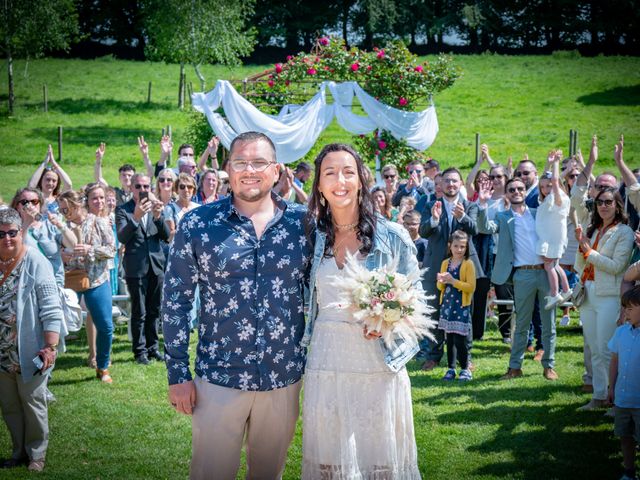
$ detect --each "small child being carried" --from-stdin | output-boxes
[536,150,572,310]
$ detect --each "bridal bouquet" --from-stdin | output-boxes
[330,253,436,349]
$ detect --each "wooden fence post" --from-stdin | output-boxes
[569,130,574,156]
[147,81,152,104]
[167,125,172,163]
[475,133,480,162]
[57,126,63,162]
[43,84,48,112]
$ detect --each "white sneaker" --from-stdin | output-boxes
[560,288,573,303]
[544,294,563,310]
[560,315,570,326]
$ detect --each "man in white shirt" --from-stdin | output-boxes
[477,177,559,381]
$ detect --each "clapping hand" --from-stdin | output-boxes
[614,134,624,164]
[575,225,590,252]
[453,201,465,220]
[437,271,454,284]
[589,135,598,163]
[45,144,54,165]
[207,136,219,156]
[431,200,442,222]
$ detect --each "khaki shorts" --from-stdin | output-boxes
[614,407,640,441]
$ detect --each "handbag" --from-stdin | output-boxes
[571,281,586,308]
[65,269,90,292]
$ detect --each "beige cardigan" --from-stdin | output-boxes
[574,222,635,297]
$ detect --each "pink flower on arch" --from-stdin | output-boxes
[275,63,283,73]
[267,80,274,88]
[367,65,372,71]
[377,49,385,59]
[319,37,329,46]
[350,62,359,72]
[398,97,408,107]
[286,55,293,61]
[414,65,424,73]
[378,140,387,150]
[307,68,317,76]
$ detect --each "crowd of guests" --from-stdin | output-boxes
[0,134,638,479]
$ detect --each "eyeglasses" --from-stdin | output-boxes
[442,178,458,184]
[134,184,150,190]
[178,184,194,190]
[182,164,197,170]
[595,198,614,207]
[507,186,526,193]
[568,174,579,179]
[59,207,69,215]
[19,199,40,206]
[594,184,610,191]
[229,160,275,172]
[158,177,173,183]
[515,171,533,177]
[408,169,423,175]
[0,230,19,239]
[489,174,505,180]
[384,174,397,179]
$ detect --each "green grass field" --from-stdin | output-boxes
[0,323,620,480]
[0,53,639,200]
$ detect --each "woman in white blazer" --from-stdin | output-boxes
[575,187,634,410]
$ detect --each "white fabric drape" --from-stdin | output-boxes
[192,80,439,164]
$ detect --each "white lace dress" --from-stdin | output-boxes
[302,257,421,480]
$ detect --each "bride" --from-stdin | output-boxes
[301,143,423,479]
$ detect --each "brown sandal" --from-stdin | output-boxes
[96,369,113,384]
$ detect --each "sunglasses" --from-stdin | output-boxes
[19,199,40,206]
[594,184,610,191]
[158,177,173,183]
[595,198,614,207]
[134,184,150,190]
[568,174,579,179]
[489,174,505,180]
[507,186,526,193]
[384,174,397,179]
[408,170,423,175]
[515,171,533,177]
[178,184,194,190]
[0,230,19,239]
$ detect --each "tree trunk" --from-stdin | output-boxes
[193,63,205,92]
[7,47,14,115]
[178,63,185,109]
[342,0,349,46]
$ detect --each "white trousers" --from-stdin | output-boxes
[580,282,619,400]
[190,377,301,480]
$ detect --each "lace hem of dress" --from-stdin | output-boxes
[302,461,421,480]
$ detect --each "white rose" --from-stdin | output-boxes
[383,308,402,324]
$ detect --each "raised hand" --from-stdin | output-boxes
[477,179,492,204]
[589,135,598,164]
[95,142,106,163]
[431,200,442,223]
[160,135,173,156]
[138,136,149,157]
[614,134,624,164]
[207,136,219,156]
[46,144,54,164]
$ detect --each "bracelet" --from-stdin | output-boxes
[45,343,58,352]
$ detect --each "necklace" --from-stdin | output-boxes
[0,256,16,267]
[333,221,358,231]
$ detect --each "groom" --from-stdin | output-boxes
[162,131,312,479]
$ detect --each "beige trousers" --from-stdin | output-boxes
[0,370,49,461]
[190,377,301,480]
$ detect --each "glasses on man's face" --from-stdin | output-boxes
[515,171,533,177]
[178,184,194,191]
[19,199,40,207]
[596,198,614,207]
[508,186,526,193]
[384,174,396,179]
[158,177,173,184]
[134,184,150,190]
[0,230,19,239]
[229,160,274,172]
[442,178,458,184]
[183,164,197,170]
[594,184,610,191]
[489,174,505,180]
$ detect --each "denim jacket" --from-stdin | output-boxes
[302,216,423,372]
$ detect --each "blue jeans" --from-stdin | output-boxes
[78,281,113,370]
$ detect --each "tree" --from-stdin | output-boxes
[143,0,257,95]
[1,0,79,115]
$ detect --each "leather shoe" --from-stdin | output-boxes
[543,367,559,380]
[421,360,438,371]
[1,457,28,468]
[500,368,523,380]
[135,355,150,365]
[533,349,545,362]
[148,350,164,361]
[28,459,45,472]
[578,398,609,411]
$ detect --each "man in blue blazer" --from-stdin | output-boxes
[477,177,558,380]
[419,167,484,370]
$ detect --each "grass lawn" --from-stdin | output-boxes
[0,321,620,480]
[0,54,639,200]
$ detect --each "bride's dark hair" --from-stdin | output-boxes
[306,143,376,258]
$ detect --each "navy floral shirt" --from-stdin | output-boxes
[162,193,311,390]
